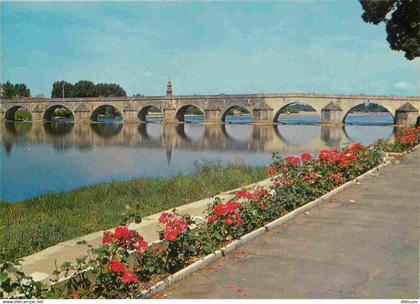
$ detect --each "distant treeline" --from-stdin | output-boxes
[1,81,31,98]
[349,103,387,113]
[281,103,387,114]
[280,103,316,113]
[51,81,127,98]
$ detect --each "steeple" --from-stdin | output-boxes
[166,81,173,97]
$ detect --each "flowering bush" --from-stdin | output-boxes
[206,198,245,241]
[376,127,420,153]
[158,210,196,272]
[50,225,148,298]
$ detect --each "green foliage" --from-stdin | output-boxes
[1,81,31,98]
[226,106,250,115]
[359,0,419,60]
[14,109,32,121]
[280,103,316,113]
[51,81,127,98]
[184,106,203,115]
[349,103,388,113]
[0,259,49,298]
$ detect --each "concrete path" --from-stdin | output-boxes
[155,150,420,299]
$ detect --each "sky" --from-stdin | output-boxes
[1,1,419,97]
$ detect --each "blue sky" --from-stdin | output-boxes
[2,1,419,97]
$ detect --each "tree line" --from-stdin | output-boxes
[1,80,128,99]
[1,81,31,98]
[51,81,126,98]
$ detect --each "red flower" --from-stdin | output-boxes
[267,166,276,176]
[159,212,172,223]
[225,201,242,214]
[234,212,244,226]
[236,191,253,200]
[114,226,130,242]
[122,270,139,285]
[285,156,300,166]
[110,260,125,273]
[300,152,312,164]
[318,149,329,160]
[310,172,319,180]
[135,237,148,257]
[350,143,363,153]
[173,219,188,234]
[224,217,234,225]
[102,231,113,245]
[164,229,178,241]
[214,204,227,216]
[207,215,217,224]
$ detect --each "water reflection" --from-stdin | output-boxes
[1,120,397,202]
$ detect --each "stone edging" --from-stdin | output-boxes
[140,157,396,298]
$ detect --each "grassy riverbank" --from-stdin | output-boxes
[0,163,267,262]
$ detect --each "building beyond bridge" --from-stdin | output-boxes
[1,82,419,125]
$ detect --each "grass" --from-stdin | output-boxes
[0,162,267,262]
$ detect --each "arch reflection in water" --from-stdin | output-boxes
[91,122,123,138]
[1,122,396,202]
[44,121,74,136]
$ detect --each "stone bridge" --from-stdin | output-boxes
[1,83,419,125]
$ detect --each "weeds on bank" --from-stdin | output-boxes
[0,162,267,262]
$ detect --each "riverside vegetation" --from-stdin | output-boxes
[1,127,419,299]
[0,162,267,262]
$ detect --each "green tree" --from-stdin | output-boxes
[1,81,31,98]
[73,80,96,97]
[51,81,74,98]
[50,81,126,98]
[359,0,419,60]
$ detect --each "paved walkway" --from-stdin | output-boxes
[155,150,420,299]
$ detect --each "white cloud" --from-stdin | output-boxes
[394,81,411,90]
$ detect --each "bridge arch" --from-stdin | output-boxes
[5,105,32,121]
[175,104,204,122]
[91,104,122,122]
[43,104,74,121]
[342,102,394,125]
[274,102,320,124]
[138,105,163,122]
[221,105,252,123]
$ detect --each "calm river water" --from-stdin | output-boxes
[1,113,397,202]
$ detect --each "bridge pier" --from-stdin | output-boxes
[163,107,178,124]
[73,111,91,123]
[31,111,44,122]
[394,103,419,126]
[253,106,273,124]
[204,107,222,123]
[123,109,139,123]
[321,102,343,125]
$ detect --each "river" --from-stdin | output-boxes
[1,113,398,202]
